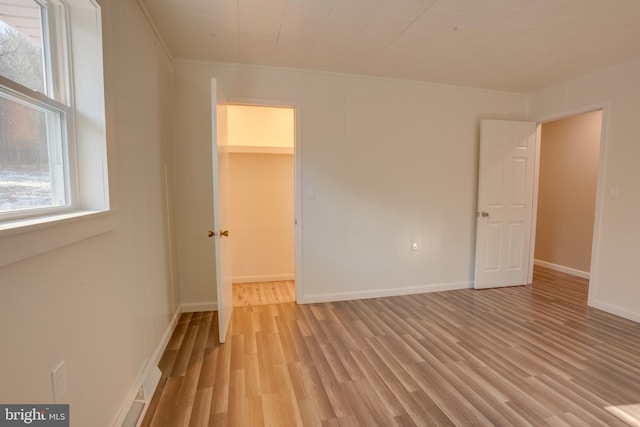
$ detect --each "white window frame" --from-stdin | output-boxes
[0,0,111,266]
[0,83,75,219]
[0,0,79,221]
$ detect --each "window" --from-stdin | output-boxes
[0,92,67,211]
[0,0,107,223]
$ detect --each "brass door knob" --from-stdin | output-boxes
[208,230,229,237]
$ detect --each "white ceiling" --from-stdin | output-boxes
[141,0,640,93]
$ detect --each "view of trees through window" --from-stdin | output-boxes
[0,14,59,212]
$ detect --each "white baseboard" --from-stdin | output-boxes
[150,309,181,364]
[112,308,181,427]
[232,274,295,284]
[181,301,218,313]
[589,298,640,324]
[534,259,590,279]
[299,281,472,304]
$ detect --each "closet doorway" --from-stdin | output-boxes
[226,104,297,306]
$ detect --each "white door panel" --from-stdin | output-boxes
[475,120,538,289]
[211,78,233,342]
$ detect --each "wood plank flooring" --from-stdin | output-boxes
[531,266,589,306]
[233,281,296,307]
[142,267,640,426]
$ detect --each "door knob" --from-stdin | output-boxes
[476,211,489,218]
[220,230,229,237]
[208,230,216,237]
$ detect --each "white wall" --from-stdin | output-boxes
[228,153,295,283]
[173,62,528,304]
[228,105,294,149]
[0,1,177,425]
[530,58,640,323]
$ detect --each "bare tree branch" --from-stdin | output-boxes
[0,38,22,58]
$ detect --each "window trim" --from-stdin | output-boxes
[0,0,106,227]
[0,209,117,267]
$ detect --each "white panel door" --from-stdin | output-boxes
[474,120,538,289]
[211,78,233,342]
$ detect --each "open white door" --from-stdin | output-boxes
[211,78,233,342]
[474,119,538,289]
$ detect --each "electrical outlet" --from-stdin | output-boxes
[51,361,67,403]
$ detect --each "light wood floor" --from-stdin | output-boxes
[142,266,640,426]
[233,281,296,307]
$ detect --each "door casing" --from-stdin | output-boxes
[530,103,609,305]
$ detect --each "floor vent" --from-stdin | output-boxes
[118,365,161,427]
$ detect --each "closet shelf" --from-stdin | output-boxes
[226,145,293,155]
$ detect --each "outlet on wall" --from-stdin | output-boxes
[51,361,67,403]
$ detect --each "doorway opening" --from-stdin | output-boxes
[226,104,297,307]
[533,109,603,304]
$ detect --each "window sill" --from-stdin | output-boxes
[0,210,117,268]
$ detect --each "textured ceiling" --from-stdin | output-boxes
[141,0,640,93]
